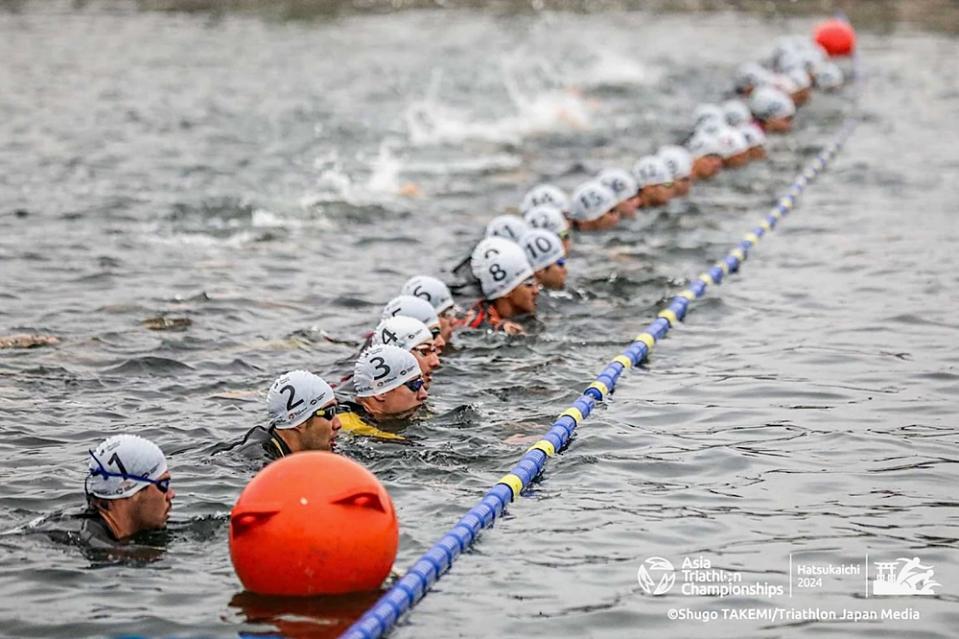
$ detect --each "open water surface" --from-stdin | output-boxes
[1,2,957,637]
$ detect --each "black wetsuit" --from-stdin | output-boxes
[209,426,292,464]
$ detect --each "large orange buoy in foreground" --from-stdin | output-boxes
[814,19,856,57]
[229,452,398,596]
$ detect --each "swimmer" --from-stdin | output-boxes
[716,127,752,168]
[485,214,529,242]
[687,133,724,180]
[784,67,813,106]
[739,122,767,161]
[523,203,572,254]
[401,275,457,347]
[463,237,538,334]
[219,371,345,462]
[598,168,640,219]
[342,344,428,428]
[633,156,673,207]
[382,294,446,353]
[82,434,174,545]
[658,145,693,197]
[520,228,567,290]
[569,180,620,231]
[520,183,571,220]
[749,86,796,133]
[370,315,440,389]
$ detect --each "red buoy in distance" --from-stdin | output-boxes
[229,451,398,596]
[814,19,856,57]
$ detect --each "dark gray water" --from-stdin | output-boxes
[1,3,957,638]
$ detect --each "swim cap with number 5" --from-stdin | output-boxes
[569,180,617,222]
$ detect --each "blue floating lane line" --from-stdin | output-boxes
[341,114,860,639]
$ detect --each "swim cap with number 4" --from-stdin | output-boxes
[267,370,335,430]
[370,316,432,351]
[570,180,617,222]
[354,344,421,397]
[401,275,454,314]
[474,240,533,300]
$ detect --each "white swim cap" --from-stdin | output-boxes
[695,118,726,137]
[520,229,565,272]
[473,240,534,300]
[749,86,796,121]
[738,122,766,148]
[569,180,617,222]
[722,99,752,127]
[382,295,439,330]
[787,67,812,90]
[693,103,725,128]
[632,156,672,188]
[354,344,421,397]
[521,184,570,215]
[716,127,750,159]
[658,145,693,180]
[470,236,518,277]
[87,434,167,500]
[371,315,432,351]
[733,62,770,93]
[763,72,800,96]
[523,203,569,237]
[401,275,454,314]
[266,370,335,430]
[687,132,723,158]
[597,168,638,205]
[813,61,844,90]
[774,49,805,74]
[485,214,529,242]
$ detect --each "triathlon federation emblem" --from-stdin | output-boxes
[873,557,940,596]
[637,557,676,595]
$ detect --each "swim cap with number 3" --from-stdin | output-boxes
[354,345,421,397]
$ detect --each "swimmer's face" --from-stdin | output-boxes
[749,146,766,161]
[303,400,341,452]
[765,115,793,133]
[537,260,567,290]
[724,151,751,169]
[506,276,539,314]
[134,470,174,530]
[430,326,446,354]
[411,341,440,389]
[674,177,692,197]
[381,377,427,420]
[642,184,672,207]
[596,209,620,230]
[615,199,637,219]
[437,310,454,346]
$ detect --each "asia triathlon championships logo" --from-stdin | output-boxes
[637,557,676,596]
[873,557,940,596]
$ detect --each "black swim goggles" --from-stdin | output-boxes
[313,403,351,421]
[403,378,426,393]
[87,450,171,493]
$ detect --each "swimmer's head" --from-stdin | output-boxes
[570,180,619,231]
[687,133,724,180]
[733,62,770,96]
[521,184,571,217]
[658,145,693,197]
[722,99,752,127]
[354,344,427,421]
[739,122,767,160]
[598,168,639,219]
[371,316,439,388]
[633,156,673,207]
[520,229,567,290]
[266,370,341,453]
[523,204,571,253]
[812,61,844,91]
[485,215,529,242]
[474,240,534,300]
[86,434,174,538]
[749,86,796,133]
[401,275,456,347]
[716,127,752,168]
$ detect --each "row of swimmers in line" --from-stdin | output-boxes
[73,34,847,549]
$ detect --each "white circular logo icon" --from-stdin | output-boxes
[637,556,676,595]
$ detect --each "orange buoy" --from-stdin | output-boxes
[229,452,398,596]
[814,19,856,57]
